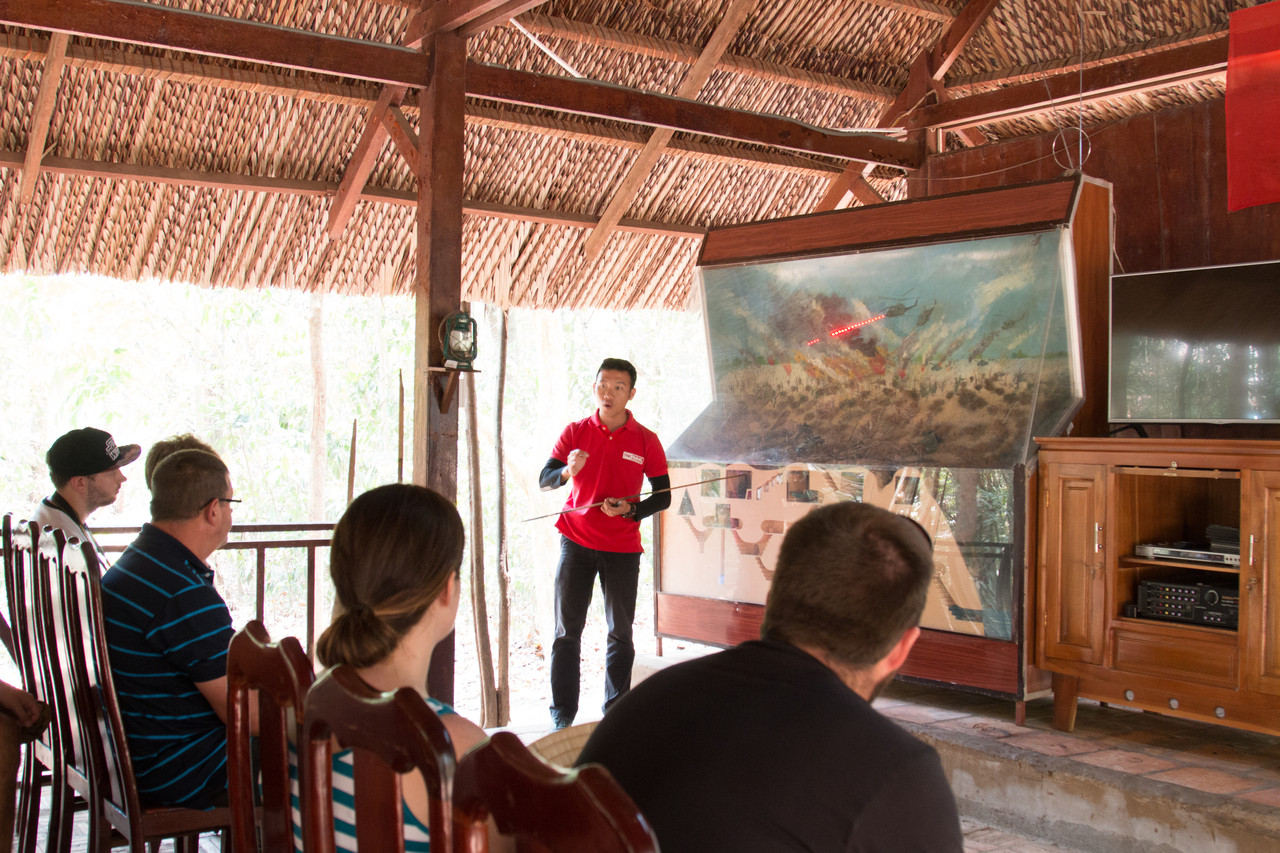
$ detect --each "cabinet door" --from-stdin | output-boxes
[1039,462,1106,665]
[1246,470,1280,695]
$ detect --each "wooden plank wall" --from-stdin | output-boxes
[910,97,1280,275]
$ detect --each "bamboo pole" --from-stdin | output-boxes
[346,419,357,505]
[494,305,511,726]
[397,368,405,482]
[466,360,499,726]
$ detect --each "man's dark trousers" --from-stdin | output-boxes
[550,535,641,726]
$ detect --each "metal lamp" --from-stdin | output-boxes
[439,311,477,370]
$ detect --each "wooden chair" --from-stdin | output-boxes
[453,731,659,853]
[3,516,74,853]
[300,665,456,853]
[34,528,100,853]
[54,536,232,852]
[226,620,313,853]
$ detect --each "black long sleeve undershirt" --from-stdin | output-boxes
[539,457,671,522]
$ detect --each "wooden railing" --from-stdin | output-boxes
[94,523,334,656]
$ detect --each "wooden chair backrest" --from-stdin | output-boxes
[0,513,20,661]
[453,731,659,853]
[35,529,97,792]
[57,537,149,833]
[226,620,314,853]
[2,517,50,730]
[300,665,456,853]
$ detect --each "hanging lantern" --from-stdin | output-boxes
[439,311,478,370]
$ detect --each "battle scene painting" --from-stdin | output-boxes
[670,230,1083,469]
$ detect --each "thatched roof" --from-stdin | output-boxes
[0,0,1244,310]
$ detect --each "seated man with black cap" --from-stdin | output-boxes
[32,426,140,565]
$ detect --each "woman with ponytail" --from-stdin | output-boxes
[299,483,494,852]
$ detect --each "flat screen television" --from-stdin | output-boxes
[1109,260,1280,424]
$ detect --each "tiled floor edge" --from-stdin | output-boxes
[905,723,1280,853]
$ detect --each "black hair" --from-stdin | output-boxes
[597,358,637,387]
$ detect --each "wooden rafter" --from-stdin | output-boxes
[514,13,895,103]
[383,107,420,167]
[0,0,429,86]
[581,0,756,262]
[945,27,1226,93]
[328,85,407,238]
[18,30,68,204]
[405,0,549,45]
[906,35,1228,132]
[0,31,842,180]
[466,63,922,167]
[815,0,1001,211]
[0,0,914,167]
[0,149,706,238]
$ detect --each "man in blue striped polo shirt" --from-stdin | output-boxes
[101,448,242,809]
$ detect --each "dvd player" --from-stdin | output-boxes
[1134,543,1240,567]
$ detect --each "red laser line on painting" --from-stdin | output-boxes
[807,313,887,345]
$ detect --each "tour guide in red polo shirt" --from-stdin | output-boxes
[539,358,670,729]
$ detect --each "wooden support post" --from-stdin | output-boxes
[413,30,467,704]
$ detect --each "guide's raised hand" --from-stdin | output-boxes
[564,448,589,480]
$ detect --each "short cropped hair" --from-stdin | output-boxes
[761,502,933,669]
[149,450,230,522]
[597,358,637,387]
[145,434,218,489]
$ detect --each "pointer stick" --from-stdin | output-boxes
[521,473,740,522]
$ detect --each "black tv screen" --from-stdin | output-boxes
[1109,260,1280,424]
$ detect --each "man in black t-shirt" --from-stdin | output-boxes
[577,502,963,853]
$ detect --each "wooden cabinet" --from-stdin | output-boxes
[1040,463,1106,666]
[1247,470,1280,697]
[1037,438,1280,736]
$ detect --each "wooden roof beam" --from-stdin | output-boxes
[816,0,1000,211]
[327,85,407,238]
[466,63,922,168]
[384,107,421,167]
[0,0,918,166]
[905,35,1228,132]
[0,33,840,179]
[0,149,706,238]
[944,27,1227,93]
[513,13,895,103]
[405,0,550,46]
[17,30,68,204]
[0,0,431,86]
[581,0,756,262]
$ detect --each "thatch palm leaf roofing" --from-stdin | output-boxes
[0,0,1250,309]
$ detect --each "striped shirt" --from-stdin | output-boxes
[289,697,455,852]
[100,523,234,809]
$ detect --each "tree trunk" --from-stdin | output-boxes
[494,306,511,726]
[308,293,327,521]
[466,354,499,726]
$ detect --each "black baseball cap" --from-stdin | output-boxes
[46,428,141,479]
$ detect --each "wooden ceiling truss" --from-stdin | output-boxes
[0,0,1228,240]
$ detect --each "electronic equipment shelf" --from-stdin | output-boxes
[1036,437,1280,736]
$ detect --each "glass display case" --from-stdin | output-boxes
[653,176,1113,703]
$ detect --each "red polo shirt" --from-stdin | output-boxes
[551,410,668,553]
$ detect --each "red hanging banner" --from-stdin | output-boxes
[1227,1,1280,211]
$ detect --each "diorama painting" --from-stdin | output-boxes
[660,463,1017,639]
[670,230,1082,469]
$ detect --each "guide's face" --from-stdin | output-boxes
[594,369,636,416]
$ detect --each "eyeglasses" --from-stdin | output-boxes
[201,496,242,510]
